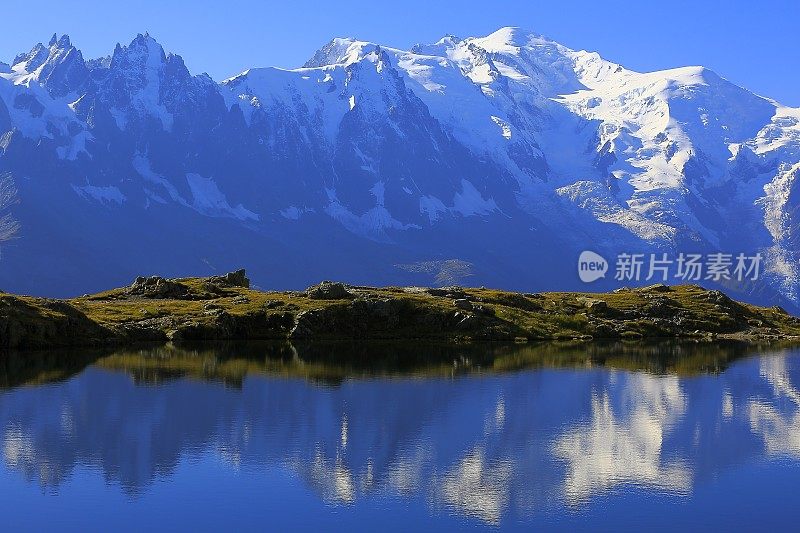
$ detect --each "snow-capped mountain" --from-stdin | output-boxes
[0,28,798,308]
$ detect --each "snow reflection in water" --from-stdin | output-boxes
[1,343,800,528]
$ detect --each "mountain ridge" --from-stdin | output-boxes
[0,28,798,311]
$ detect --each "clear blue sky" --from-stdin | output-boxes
[1,0,797,105]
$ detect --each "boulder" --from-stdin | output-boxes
[427,286,468,299]
[642,297,676,318]
[350,298,401,328]
[351,298,393,318]
[452,298,494,316]
[642,283,671,293]
[453,298,473,310]
[127,276,190,299]
[472,304,495,316]
[579,297,608,312]
[290,309,326,338]
[453,311,480,331]
[208,269,250,288]
[306,281,355,300]
[705,289,734,305]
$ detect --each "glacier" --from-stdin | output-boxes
[0,28,798,310]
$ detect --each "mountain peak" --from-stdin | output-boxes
[132,32,156,44]
[12,42,48,70]
[303,37,375,68]
[57,34,72,49]
[0,27,798,310]
[5,34,87,97]
[46,33,71,49]
[468,26,559,54]
[482,26,543,44]
[111,33,167,70]
[130,32,165,54]
[435,34,461,46]
[12,33,76,70]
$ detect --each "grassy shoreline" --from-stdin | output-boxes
[2,270,800,350]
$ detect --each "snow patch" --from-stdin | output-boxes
[325,188,419,239]
[132,154,185,203]
[419,195,447,222]
[144,189,168,205]
[280,205,315,220]
[134,155,259,221]
[71,184,125,205]
[371,181,385,206]
[186,173,259,221]
[418,181,499,221]
[0,76,91,159]
[490,116,512,139]
[452,179,498,216]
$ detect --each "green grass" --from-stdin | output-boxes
[3,278,800,351]
[66,282,800,339]
[57,282,800,341]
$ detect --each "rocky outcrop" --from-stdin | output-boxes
[1,276,799,351]
[288,295,504,340]
[305,281,355,300]
[0,296,113,349]
[207,269,250,289]
[127,276,190,299]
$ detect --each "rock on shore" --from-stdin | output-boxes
[2,271,800,350]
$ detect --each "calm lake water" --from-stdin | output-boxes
[2,341,800,531]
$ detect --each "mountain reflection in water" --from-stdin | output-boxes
[1,341,799,530]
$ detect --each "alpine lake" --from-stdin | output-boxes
[2,340,800,531]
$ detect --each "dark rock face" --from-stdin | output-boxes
[453,298,472,310]
[0,296,111,349]
[427,287,468,299]
[0,98,11,134]
[641,297,678,318]
[451,298,495,316]
[288,299,406,340]
[306,281,355,300]
[290,310,327,339]
[288,294,506,340]
[582,298,608,313]
[208,269,250,288]
[127,276,190,299]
